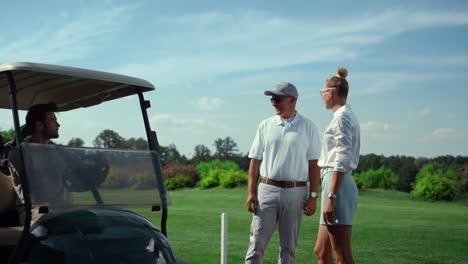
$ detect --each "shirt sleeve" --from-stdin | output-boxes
[307,122,321,160]
[248,122,264,160]
[333,114,353,172]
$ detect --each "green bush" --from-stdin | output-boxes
[196,160,246,188]
[354,168,380,189]
[411,165,459,201]
[416,165,437,180]
[199,176,219,188]
[353,166,400,190]
[196,160,240,179]
[412,175,455,201]
[381,169,401,190]
[199,169,224,188]
[219,170,248,188]
[165,176,195,190]
[353,174,367,190]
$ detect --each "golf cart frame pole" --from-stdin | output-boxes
[5,71,33,264]
[137,91,168,237]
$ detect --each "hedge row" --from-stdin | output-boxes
[353,165,467,201]
[164,160,247,190]
[353,166,400,190]
[100,160,248,191]
[102,160,466,201]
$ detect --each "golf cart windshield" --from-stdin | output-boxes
[19,143,164,208]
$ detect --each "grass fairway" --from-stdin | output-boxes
[95,187,468,263]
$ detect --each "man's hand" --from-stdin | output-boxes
[304,197,317,216]
[246,192,257,213]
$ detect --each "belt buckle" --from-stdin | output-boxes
[293,181,296,188]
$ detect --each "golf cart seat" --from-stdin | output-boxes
[0,172,16,214]
[0,226,22,246]
[0,172,22,246]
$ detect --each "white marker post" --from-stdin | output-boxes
[221,213,228,264]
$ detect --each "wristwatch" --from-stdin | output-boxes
[310,192,318,198]
[327,192,337,199]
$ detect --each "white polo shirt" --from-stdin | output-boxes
[248,112,321,182]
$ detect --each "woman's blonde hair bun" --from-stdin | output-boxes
[336,67,348,79]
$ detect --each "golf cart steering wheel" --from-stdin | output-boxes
[64,154,110,192]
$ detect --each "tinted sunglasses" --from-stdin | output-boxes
[270,96,290,103]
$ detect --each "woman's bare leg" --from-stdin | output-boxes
[314,225,334,264]
[327,225,354,264]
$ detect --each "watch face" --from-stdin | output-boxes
[310,192,317,198]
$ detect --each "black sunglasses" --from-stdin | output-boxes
[270,96,290,103]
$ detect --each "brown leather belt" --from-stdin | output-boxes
[260,177,307,188]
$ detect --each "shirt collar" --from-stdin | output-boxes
[276,112,301,126]
[333,104,351,117]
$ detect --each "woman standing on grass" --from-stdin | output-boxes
[314,67,360,264]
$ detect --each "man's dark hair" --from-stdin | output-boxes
[23,103,58,136]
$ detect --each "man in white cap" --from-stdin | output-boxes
[245,82,321,263]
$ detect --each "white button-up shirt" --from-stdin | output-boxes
[248,112,321,182]
[318,104,360,172]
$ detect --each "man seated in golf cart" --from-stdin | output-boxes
[8,103,71,224]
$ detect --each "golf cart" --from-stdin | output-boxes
[0,62,187,263]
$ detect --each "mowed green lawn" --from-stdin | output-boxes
[82,188,468,263]
[75,187,468,264]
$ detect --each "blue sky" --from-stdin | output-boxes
[0,0,467,158]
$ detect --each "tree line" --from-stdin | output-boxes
[1,128,467,194]
[67,129,468,193]
[355,154,468,192]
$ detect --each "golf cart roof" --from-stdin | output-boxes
[0,62,155,111]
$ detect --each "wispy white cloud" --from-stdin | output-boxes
[406,107,432,119]
[419,128,468,142]
[0,4,137,63]
[112,8,468,90]
[193,97,223,110]
[432,128,457,137]
[416,107,432,118]
[360,121,408,140]
[150,113,227,131]
[361,121,408,132]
